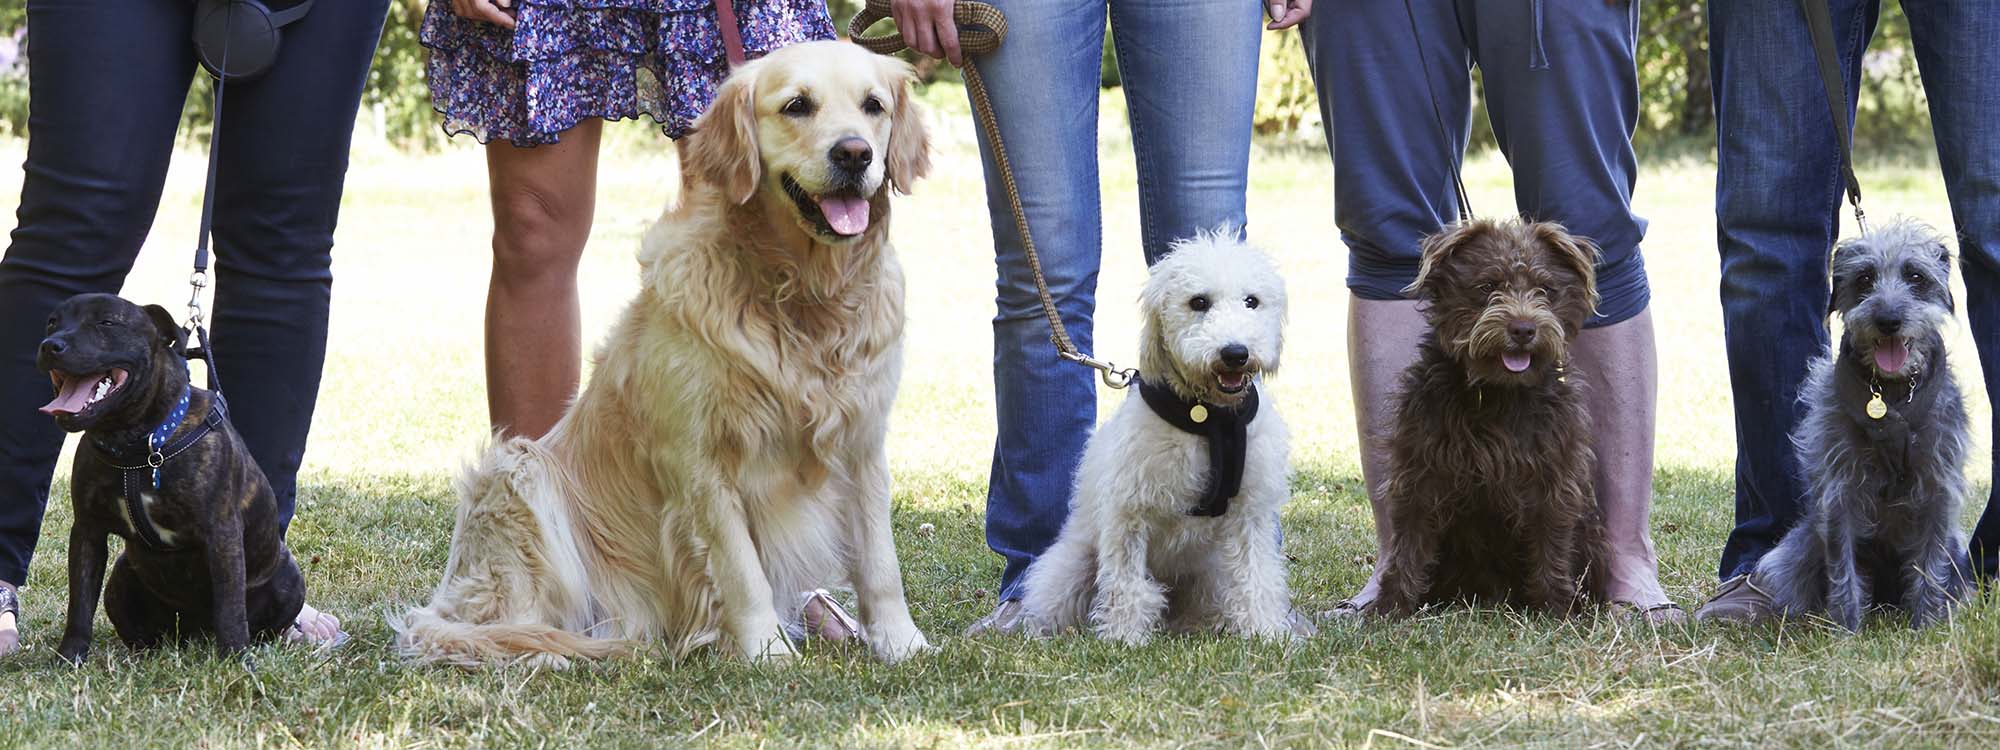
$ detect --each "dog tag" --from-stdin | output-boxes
[1189,404,1209,424]
[1866,393,1888,420]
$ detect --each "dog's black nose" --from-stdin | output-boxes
[1219,344,1250,368]
[39,337,66,357]
[1508,320,1536,344]
[1878,317,1904,336]
[829,137,873,173]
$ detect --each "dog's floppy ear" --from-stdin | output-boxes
[1530,221,1601,317]
[683,62,763,205]
[1825,236,1866,319]
[880,56,931,194]
[142,304,188,352]
[1405,219,1489,299]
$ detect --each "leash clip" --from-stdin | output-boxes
[186,270,210,329]
[147,451,166,469]
[1057,347,1137,389]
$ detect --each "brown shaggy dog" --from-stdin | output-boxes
[1369,218,1609,617]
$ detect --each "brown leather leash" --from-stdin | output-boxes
[849,0,1137,389]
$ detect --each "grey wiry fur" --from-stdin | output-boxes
[1756,218,1972,631]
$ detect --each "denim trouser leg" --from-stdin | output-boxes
[0,1,388,586]
[1303,0,1649,326]
[975,0,1259,601]
[1709,0,1881,581]
[1904,0,2000,580]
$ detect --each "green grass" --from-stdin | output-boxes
[1,107,1997,748]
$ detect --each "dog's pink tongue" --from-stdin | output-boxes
[39,375,94,416]
[1874,337,1910,373]
[818,196,870,236]
[1501,352,1532,373]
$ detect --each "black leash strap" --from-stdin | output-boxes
[1798,0,1869,232]
[186,7,234,395]
[1401,0,1474,222]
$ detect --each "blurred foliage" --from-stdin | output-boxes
[0,1,1948,152]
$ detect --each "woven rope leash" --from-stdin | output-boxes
[850,0,1136,388]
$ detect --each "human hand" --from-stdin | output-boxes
[1266,0,1311,30]
[451,0,517,29]
[891,0,963,67]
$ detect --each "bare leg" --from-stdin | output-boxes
[1572,309,1674,615]
[1340,297,1427,610]
[484,120,603,439]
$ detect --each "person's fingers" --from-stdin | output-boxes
[938,13,963,67]
[909,15,940,60]
[1270,7,1309,29]
[453,0,516,29]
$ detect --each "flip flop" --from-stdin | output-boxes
[797,589,864,643]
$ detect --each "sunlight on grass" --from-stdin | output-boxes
[0,95,1995,747]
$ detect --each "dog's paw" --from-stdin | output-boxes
[868,626,933,664]
[1095,621,1154,647]
[741,633,801,663]
[55,639,89,665]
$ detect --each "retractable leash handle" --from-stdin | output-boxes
[849,0,1139,389]
[1799,0,1869,233]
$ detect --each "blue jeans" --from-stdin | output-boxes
[0,0,390,586]
[973,0,1261,601]
[1301,0,1650,327]
[1712,0,2000,581]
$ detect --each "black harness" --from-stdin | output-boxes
[86,391,226,551]
[1136,376,1259,518]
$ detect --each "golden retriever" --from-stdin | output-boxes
[393,41,933,666]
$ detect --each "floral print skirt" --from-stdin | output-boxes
[420,0,835,146]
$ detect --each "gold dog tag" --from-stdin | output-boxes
[1189,404,1209,423]
[1866,393,1888,420]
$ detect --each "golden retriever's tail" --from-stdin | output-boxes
[391,608,632,668]
[390,433,631,668]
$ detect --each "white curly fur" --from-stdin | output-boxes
[1019,231,1299,644]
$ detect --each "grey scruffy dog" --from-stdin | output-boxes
[1756,218,1973,631]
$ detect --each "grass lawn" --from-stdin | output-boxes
[0,96,1996,748]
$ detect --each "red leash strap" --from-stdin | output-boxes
[714,0,747,67]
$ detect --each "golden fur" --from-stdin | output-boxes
[393,41,933,666]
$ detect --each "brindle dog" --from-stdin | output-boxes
[1370,219,1609,617]
[38,293,303,661]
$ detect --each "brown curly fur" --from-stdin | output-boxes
[1370,218,1610,617]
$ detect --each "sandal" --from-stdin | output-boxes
[796,589,864,643]
[282,603,350,652]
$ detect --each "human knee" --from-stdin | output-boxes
[490,183,590,284]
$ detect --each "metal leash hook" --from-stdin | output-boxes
[849,0,1137,390]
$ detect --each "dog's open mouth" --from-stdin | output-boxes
[781,174,871,238]
[1873,337,1911,374]
[1215,369,1252,395]
[1500,351,1533,373]
[41,369,128,417]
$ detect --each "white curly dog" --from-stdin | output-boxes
[1020,231,1299,644]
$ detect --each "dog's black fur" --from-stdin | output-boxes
[38,293,303,661]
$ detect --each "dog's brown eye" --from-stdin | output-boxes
[1906,270,1926,287]
[1477,282,1497,295]
[781,96,814,117]
[1244,295,1260,309]
[862,95,885,115]
[1189,296,1210,312]
[96,319,116,327]
[1857,271,1876,291]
